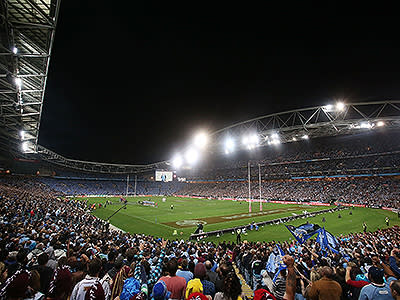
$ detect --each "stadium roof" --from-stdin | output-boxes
[211,100,400,146]
[0,0,61,155]
[37,100,400,174]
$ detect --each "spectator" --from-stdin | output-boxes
[358,266,396,300]
[176,259,193,283]
[71,258,110,300]
[214,271,242,300]
[205,260,219,284]
[306,266,342,300]
[193,263,215,298]
[159,259,186,300]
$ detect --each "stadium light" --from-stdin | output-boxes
[185,147,199,165]
[336,102,345,111]
[14,77,22,89]
[172,154,183,169]
[19,130,25,140]
[377,121,385,127]
[268,132,280,145]
[193,132,208,149]
[21,141,29,152]
[224,137,235,154]
[271,133,279,139]
[323,104,334,112]
[301,134,309,140]
[292,137,297,141]
[12,47,18,54]
[250,134,259,144]
[242,133,259,150]
[360,121,372,129]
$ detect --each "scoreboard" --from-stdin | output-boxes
[155,171,173,182]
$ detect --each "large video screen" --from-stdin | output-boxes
[155,171,173,182]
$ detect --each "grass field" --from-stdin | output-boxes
[80,196,400,242]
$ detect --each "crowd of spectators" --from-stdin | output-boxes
[182,151,400,181]
[3,173,396,209]
[178,176,400,208]
[1,176,400,300]
[180,131,400,181]
[36,177,183,197]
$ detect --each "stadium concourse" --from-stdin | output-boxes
[0,132,400,300]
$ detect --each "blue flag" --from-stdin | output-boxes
[316,228,328,257]
[316,228,326,250]
[339,248,351,262]
[325,229,339,254]
[266,251,277,274]
[285,223,321,244]
[265,245,287,282]
[317,227,339,254]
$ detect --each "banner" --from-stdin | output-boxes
[285,223,321,244]
[266,245,287,282]
[316,227,339,254]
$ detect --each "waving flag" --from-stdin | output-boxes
[285,223,321,244]
[316,228,325,250]
[265,245,287,282]
[325,229,339,254]
[317,227,339,254]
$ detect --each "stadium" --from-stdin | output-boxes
[0,2,400,300]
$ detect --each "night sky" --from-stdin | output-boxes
[38,5,400,164]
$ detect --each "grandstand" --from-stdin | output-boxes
[1,2,400,300]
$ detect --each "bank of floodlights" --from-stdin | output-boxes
[224,137,235,154]
[322,101,346,113]
[268,132,281,145]
[193,131,208,149]
[21,141,32,153]
[14,77,22,90]
[172,154,183,169]
[336,101,345,111]
[242,133,259,150]
[171,131,210,168]
[359,121,373,129]
[185,147,199,165]
[19,130,25,140]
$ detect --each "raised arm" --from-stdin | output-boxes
[282,255,295,300]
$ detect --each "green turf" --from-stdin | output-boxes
[78,196,400,242]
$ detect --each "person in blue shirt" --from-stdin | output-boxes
[358,266,396,300]
[176,258,194,283]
